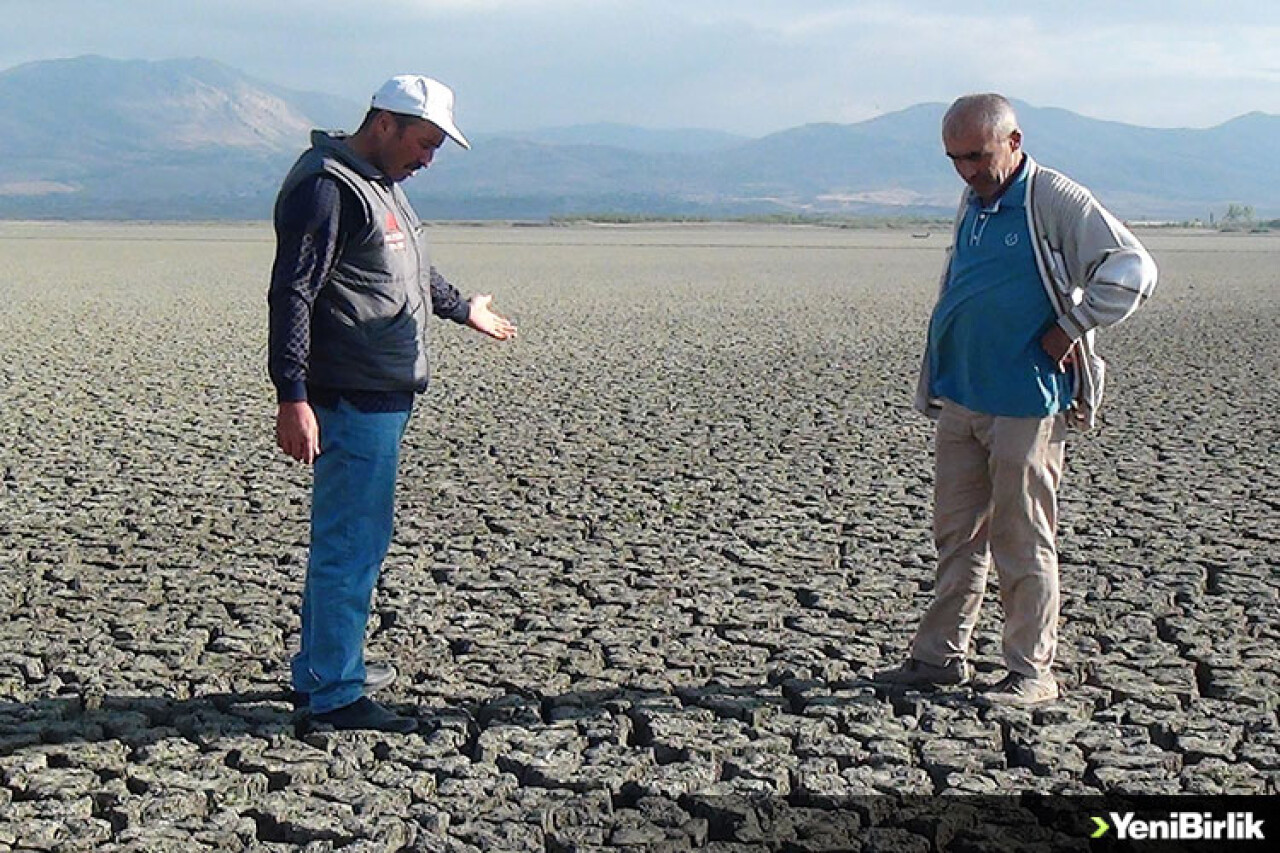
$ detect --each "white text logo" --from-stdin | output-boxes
[1095,812,1265,841]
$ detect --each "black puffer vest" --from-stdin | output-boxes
[275,131,433,393]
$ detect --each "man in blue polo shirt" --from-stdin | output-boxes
[877,94,1157,705]
[926,157,1074,419]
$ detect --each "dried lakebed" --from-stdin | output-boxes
[0,223,1276,850]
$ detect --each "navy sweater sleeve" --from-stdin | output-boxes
[429,266,472,324]
[266,175,346,403]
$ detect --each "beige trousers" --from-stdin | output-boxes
[909,400,1067,679]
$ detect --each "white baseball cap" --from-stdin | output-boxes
[370,75,470,150]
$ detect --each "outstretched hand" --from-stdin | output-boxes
[467,294,518,340]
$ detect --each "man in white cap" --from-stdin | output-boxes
[268,75,516,732]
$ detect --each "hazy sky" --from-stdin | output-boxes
[6,0,1278,135]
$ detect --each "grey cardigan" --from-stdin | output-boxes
[915,156,1158,429]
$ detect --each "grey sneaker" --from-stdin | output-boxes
[979,672,1058,707]
[290,662,398,709]
[875,657,972,688]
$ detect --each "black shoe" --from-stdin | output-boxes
[290,662,398,709]
[310,697,417,734]
[874,657,972,688]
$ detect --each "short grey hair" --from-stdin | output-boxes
[942,94,1019,139]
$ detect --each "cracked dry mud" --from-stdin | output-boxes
[0,223,1276,851]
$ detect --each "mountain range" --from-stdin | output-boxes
[1,56,1276,221]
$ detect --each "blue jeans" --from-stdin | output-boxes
[291,399,411,713]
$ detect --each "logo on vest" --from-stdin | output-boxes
[1004,232,1019,247]
[385,211,407,252]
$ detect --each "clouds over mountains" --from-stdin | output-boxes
[1,56,1277,220]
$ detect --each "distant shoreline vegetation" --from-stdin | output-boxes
[0,211,1274,233]
[545,213,957,229]
[501,213,1278,233]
